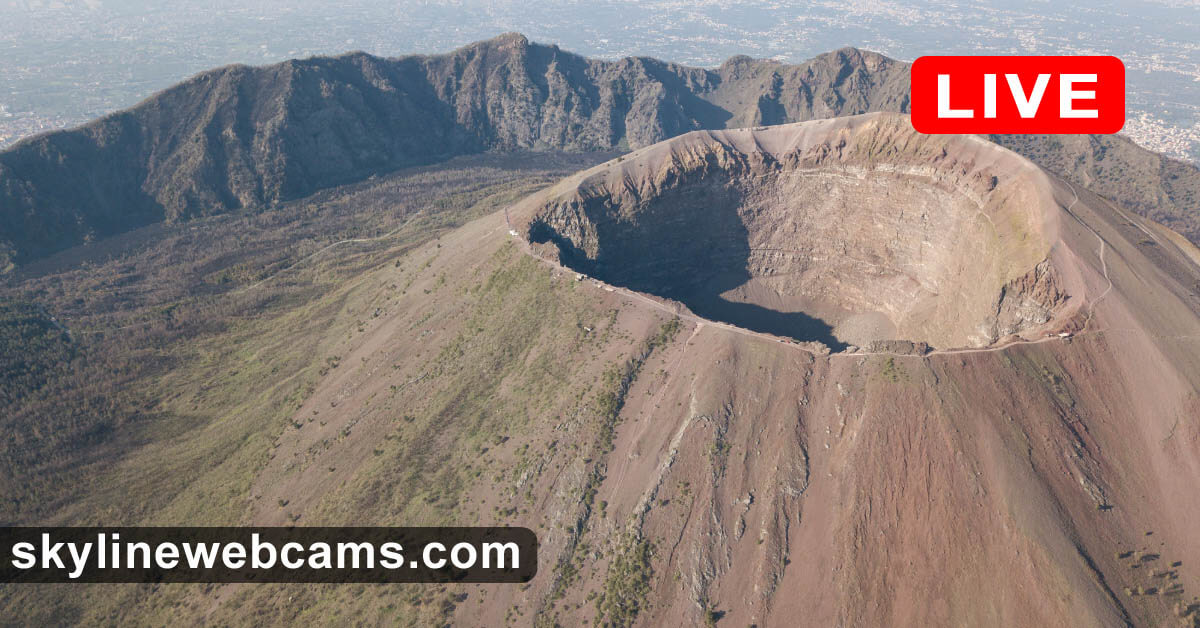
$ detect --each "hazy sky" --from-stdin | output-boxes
[2,1,1198,158]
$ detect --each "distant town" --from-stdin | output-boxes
[2,0,1198,163]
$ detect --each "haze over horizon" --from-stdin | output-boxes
[2,0,1199,161]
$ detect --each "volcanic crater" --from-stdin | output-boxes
[515,113,1075,351]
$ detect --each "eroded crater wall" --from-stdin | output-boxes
[526,116,1067,349]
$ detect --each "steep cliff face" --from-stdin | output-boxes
[991,260,1071,341]
[516,114,1077,350]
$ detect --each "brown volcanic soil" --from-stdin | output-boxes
[226,114,1200,626]
[512,113,1083,351]
[35,115,1197,625]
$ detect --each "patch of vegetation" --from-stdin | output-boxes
[594,534,654,627]
[0,153,616,623]
[880,356,906,383]
[1038,363,1075,408]
[0,299,74,406]
[709,435,731,460]
[703,606,725,626]
[540,318,681,622]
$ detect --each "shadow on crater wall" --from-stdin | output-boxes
[683,289,847,351]
[530,191,845,350]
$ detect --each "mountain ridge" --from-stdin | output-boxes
[1,33,1197,271]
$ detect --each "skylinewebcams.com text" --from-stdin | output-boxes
[9,532,521,579]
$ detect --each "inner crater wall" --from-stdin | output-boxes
[525,117,1067,349]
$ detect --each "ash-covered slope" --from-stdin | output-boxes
[513,113,1083,350]
[484,117,1200,627]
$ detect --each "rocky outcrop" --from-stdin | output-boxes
[987,259,1070,343]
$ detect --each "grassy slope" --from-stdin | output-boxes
[1,207,681,625]
[3,148,1199,626]
[0,151,610,524]
[0,151,667,624]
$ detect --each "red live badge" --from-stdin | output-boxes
[910,55,1125,134]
